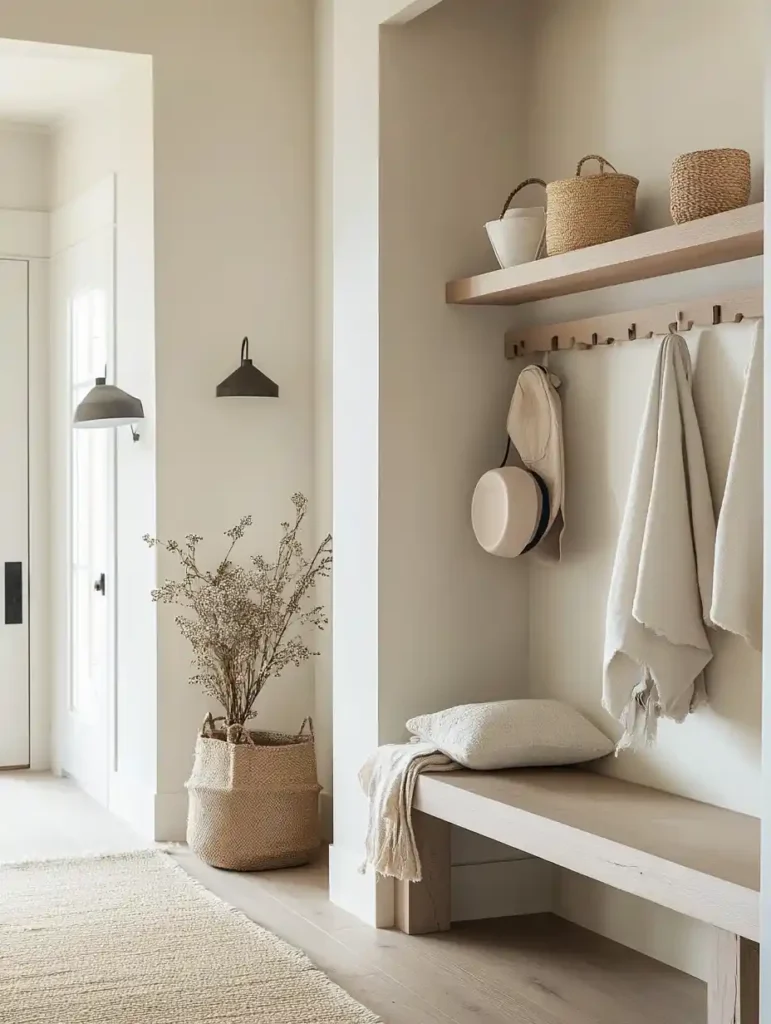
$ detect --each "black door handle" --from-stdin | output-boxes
[4,562,22,624]
[94,573,106,596]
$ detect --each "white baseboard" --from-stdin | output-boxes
[452,857,555,922]
[329,843,395,927]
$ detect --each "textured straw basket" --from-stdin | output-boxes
[670,148,751,224]
[186,715,321,871]
[546,155,638,256]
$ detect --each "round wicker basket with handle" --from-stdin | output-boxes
[546,155,638,256]
[186,714,321,871]
[670,148,751,224]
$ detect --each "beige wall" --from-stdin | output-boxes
[313,0,334,819]
[520,0,764,979]
[0,124,49,210]
[327,0,537,923]
[761,31,770,1016]
[378,0,532,743]
[523,0,764,231]
[326,0,764,979]
[1,0,316,838]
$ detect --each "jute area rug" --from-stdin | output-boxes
[0,850,381,1023]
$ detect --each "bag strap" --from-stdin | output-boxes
[499,178,547,220]
[576,155,618,177]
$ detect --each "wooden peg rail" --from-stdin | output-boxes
[504,288,763,358]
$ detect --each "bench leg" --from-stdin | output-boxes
[707,930,759,1024]
[394,811,451,935]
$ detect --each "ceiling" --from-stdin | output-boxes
[0,39,140,127]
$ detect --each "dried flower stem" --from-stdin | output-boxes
[144,494,331,729]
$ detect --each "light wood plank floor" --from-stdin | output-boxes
[0,775,706,1024]
[173,848,707,1024]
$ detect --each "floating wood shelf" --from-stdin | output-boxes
[447,203,764,306]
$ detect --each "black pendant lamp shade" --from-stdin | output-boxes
[73,377,145,430]
[216,337,279,398]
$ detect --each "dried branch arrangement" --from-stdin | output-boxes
[144,493,332,730]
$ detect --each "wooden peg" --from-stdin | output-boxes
[713,305,722,325]
[668,322,678,333]
[591,333,598,346]
[551,336,559,351]
[628,323,637,341]
[734,313,745,323]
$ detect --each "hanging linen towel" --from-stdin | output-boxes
[603,333,716,751]
[358,741,458,882]
[711,320,763,651]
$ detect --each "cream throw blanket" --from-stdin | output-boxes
[711,320,763,651]
[604,333,716,750]
[358,741,458,882]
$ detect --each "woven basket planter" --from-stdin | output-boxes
[670,148,751,224]
[546,155,638,256]
[186,715,321,871]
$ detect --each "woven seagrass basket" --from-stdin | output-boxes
[546,155,638,256]
[670,148,751,224]
[186,715,321,871]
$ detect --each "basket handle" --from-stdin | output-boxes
[225,722,256,746]
[200,713,225,738]
[499,178,547,220]
[576,155,619,177]
[298,717,315,741]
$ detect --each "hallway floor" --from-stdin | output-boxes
[0,771,706,1024]
[0,771,145,862]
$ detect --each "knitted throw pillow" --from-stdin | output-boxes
[407,699,614,770]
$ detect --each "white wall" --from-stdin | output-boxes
[3,0,316,839]
[519,0,764,980]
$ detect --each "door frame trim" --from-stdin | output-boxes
[0,211,50,771]
[50,177,117,806]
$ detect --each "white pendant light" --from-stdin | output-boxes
[73,376,145,441]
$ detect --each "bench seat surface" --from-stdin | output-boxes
[413,767,759,938]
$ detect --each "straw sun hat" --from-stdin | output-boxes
[472,365,565,558]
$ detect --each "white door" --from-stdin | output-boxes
[59,228,116,806]
[0,260,30,769]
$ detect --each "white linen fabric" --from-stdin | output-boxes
[711,319,763,651]
[603,333,716,751]
[407,699,613,769]
[358,741,458,883]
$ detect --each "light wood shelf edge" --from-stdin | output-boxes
[447,204,764,306]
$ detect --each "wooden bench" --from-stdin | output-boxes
[396,767,760,1024]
